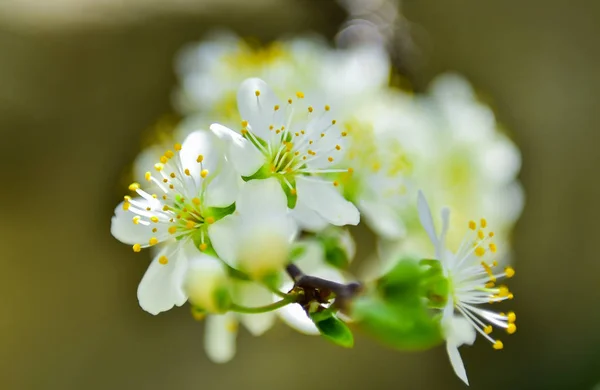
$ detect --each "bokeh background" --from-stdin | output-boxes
[1,1,600,389]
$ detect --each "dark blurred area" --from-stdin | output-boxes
[1,1,599,389]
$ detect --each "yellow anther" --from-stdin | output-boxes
[506,323,517,334]
[507,311,516,323]
[269,125,274,130]
[199,243,208,251]
[493,340,504,350]
[192,197,201,205]
[335,145,341,150]
[325,105,330,111]
[148,216,158,224]
[162,205,170,212]
[290,188,297,196]
[144,171,152,181]
[196,155,204,163]
[274,105,280,111]
[348,168,354,174]
[152,194,157,199]
[301,130,305,134]
[492,260,498,267]
[505,266,515,278]
[241,129,248,135]
[132,244,141,252]
[123,202,130,211]
[128,182,140,191]
[309,140,313,145]
[468,220,477,230]
[191,308,205,321]
[149,237,158,246]
[481,218,487,228]
[484,325,493,334]
[206,216,215,224]
[275,129,281,134]
[186,220,195,229]
[302,156,307,160]
[328,156,334,162]
[341,132,348,137]
[485,282,495,288]
[333,181,339,187]
[152,227,157,233]
[498,286,510,297]
[165,150,174,159]
[294,132,300,137]
[475,246,486,257]
[489,243,497,253]
[132,216,141,225]
[507,293,514,300]
[478,230,485,239]
[170,172,176,179]
[321,133,325,138]
[489,231,495,237]
[146,207,151,211]
[288,98,293,104]
[241,120,248,128]
[296,91,304,98]
[281,126,285,130]
[308,106,314,113]
[332,119,337,125]
[286,142,294,152]
[174,143,182,151]
[158,256,169,265]
[168,226,177,234]
[169,184,175,190]
[201,169,209,178]
[162,195,167,200]
[255,90,260,97]
[160,156,168,164]
[154,163,164,171]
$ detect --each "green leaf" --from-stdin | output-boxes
[289,244,306,262]
[310,310,354,348]
[353,296,442,350]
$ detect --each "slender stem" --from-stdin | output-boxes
[230,297,296,314]
[264,282,291,299]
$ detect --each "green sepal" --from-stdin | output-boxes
[212,285,232,313]
[310,310,354,348]
[205,202,236,221]
[242,163,271,181]
[278,176,297,209]
[289,244,306,262]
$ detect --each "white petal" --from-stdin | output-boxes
[417,190,438,248]
[204,159,241,208]
[449,316,477,346]
[289,197,330,232]
[184,250,229,312]
[295,176,359,226]
[358,199,406,239]
[207,214,240,267]
[446,341,469,385]
[204,313,238,363]
[438,207,450,259]
[180,130,219,182]
[237,78,283,139]
[236,178,287,217]
[237,282,275,336]
[210,123,264,177]
[137,243,188,315]
[111,201,155,245]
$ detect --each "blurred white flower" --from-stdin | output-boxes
[208,177,297,280]
[210,78,360,228]
[174,31,390,121]
[110,130,240,314]
[418,191,516,386]
[414,73,524,251]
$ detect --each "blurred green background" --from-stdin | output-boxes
[1,1,599,389]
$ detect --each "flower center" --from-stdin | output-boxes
[123,143,215,253]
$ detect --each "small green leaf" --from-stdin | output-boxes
[289,245,306,261]
[310,311,354,348]
[205,202,236,221]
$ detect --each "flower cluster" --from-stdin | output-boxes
[111,32,522,386]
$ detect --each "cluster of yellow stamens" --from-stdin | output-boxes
[447,218,517,351]
[122,143,214,258]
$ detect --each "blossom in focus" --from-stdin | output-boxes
[110,130,239,314]
[210,78,360,229]
[417,191,516,385]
